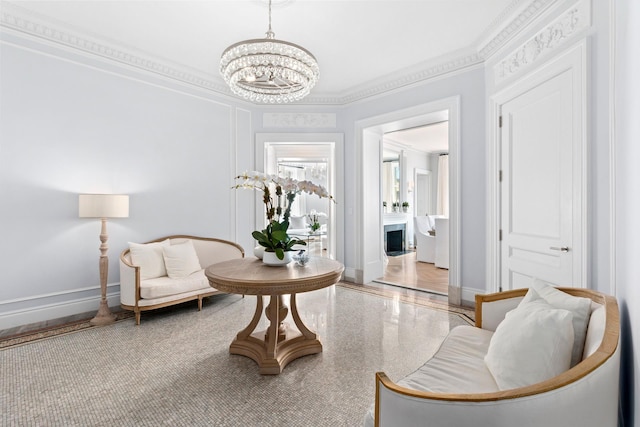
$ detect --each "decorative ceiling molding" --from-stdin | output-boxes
[263,113,337,128]
[1,0,558,106]
[493,0,590,83]
[477,0,557,59]
[0,2,230,95]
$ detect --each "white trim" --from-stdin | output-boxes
[355,98,461,305]
[488,40,589,291]
[608,0,616,296]
[254,133,345,264]
[0,286,120,330]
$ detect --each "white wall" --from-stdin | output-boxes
[615,0,639,424]
[0,34,255,328]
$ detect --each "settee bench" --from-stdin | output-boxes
[119,235,244,325]
[365,283,620,427]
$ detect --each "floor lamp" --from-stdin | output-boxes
[79,194,129,326]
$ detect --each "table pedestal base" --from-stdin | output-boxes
[230,293,322,375]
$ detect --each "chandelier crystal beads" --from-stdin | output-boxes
[220,1,319,104]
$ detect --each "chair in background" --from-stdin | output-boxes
[414,216,436,263]
[435,217,449,269]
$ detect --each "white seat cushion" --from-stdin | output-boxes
[398,325,499,394]
[140,269,209,299]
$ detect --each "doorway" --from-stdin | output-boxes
[256,133,344,262]
[355,97,461,306]
[488,42,588,292]
[379,122,450,295]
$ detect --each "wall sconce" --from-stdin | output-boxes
[79,194,129,326]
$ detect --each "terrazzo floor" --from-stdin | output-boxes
[1,283,473,426]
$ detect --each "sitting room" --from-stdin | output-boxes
[1,1,638,426]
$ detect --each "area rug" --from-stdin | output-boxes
[1,283,474,426]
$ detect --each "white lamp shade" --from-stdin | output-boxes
[79,194,129,218]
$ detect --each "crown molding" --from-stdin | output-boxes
[1,0,555,106]
[0,2,231,95]
[493,0,590,83]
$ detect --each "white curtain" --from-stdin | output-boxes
[383,162,395,208]
[437,154,449,217]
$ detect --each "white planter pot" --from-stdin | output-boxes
[262,251,292,266]
[253,246,265,259]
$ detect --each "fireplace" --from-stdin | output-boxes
[384,223,405,254]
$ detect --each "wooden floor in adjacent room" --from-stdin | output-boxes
[380,251,449,295]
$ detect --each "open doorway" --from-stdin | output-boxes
[355,97,460,306]
[256,133,344,262]
[378,121,450,295]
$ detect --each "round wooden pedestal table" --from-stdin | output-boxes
[205,257,344,375]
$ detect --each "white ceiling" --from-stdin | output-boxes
[385,121,449,155]
[2,0,535,103]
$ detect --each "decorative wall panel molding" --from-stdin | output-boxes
[494,0,590,84]
[263,113,337,128]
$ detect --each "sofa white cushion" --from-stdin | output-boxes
[524,279,592,367]
[128,239,170,280]
[484,298,574,390]
[398,325,499,394]
[140,269,209,299]
[163,240,202,279]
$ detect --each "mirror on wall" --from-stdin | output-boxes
[382,154,400,212]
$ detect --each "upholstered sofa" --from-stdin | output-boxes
[119,235,244,324]
[364,282,620,427]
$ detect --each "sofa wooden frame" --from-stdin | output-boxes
[119,235,245,325]
[373,288,620,426]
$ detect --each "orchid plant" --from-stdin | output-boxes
[233,171,334,259]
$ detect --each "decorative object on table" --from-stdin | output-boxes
[402,201,410,213]
[233,171,334,264]
[392,202,400,212]
[293,249,310,266]
[306,209,326,232]
[262,250,293,266]
[78,194,129,326]
[383,201,387,213]
[219,0,319,104]
[253,245,265,260]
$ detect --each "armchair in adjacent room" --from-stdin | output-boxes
[414,216,436,263]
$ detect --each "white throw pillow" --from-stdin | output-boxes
[128,239,170,280]
[523,279,592,367]
[162,240,202,279]
[484,299,574,390]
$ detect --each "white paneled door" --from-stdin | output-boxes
[499,44,586,290]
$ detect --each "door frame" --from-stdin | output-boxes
[256,133,345,264]
[355,97,461,305]
[487,40,589,291]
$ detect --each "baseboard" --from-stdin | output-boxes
[460,286,485,307]
[0,289,121,330]
[343,267,358,283]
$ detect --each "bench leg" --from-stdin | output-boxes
[135,310,141,325]
[198,296,203,311]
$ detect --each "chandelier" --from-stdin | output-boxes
[220,0,319,104]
